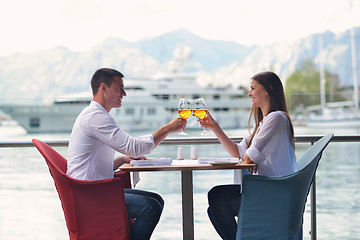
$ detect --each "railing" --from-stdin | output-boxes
[2,134,360,240]
[2,135,360,147]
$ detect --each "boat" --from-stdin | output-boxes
[304,101,360,128]
[304,11,360,128]
[0,44,251,133]
[0,73,251,133]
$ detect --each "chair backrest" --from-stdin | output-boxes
[32,139,130,240]
[297,134,333,170]
[236,134,333,240]
[32,139,68,173]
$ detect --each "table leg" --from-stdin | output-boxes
[310,176,317,240]
[181,170,194,240]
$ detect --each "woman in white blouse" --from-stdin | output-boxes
[199,71,298,240]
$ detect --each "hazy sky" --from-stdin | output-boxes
[0,0,359,56]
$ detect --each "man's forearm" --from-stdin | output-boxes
[152,124,171,147]
[113,157,126,170]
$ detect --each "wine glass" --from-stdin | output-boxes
[192,98,210,135]
[178,98,193,135]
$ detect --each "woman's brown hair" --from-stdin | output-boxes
[247,71,295,148]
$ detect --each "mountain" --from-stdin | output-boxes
[0,28,359,101]
[132,29,256,71]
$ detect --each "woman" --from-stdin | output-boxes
[199,71,298,240]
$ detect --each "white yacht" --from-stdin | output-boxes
[0,73,251,133]
[304,13,360,128]
[304,101,360,128]
[304,41,359,127]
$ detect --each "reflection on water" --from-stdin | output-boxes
[1,124,360,239]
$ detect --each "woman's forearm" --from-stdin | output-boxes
[211,123,241,158]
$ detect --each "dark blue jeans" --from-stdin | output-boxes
[124,189,164,240]
[207,184,242,240]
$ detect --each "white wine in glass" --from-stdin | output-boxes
[178,98,192,135]
[192,98,210,135]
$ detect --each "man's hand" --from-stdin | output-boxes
[152,117,187,146]
[123,155,148,163]
[114,156,148,170]
[167,117,187,133]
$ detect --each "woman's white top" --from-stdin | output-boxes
[67,101,155,181]
[237,111,298,177]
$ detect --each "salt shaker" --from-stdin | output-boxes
[177,147,184,160]
[190,147,198,160]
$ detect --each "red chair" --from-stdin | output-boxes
[32,139,131,240]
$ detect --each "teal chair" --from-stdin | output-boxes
[236,134,334,240]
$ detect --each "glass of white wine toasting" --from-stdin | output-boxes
[192,98,210,135]
[178,98,193,135]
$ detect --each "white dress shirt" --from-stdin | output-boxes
[237,111,298,177]
[67,101,155,180]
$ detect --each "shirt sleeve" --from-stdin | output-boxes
[87,111,155,158]
[245,112,286,164]
[237,135,250,159]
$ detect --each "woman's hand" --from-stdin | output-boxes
[198,111,218,130]
[243,154,258,175]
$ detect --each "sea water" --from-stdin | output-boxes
[1,124,360,239]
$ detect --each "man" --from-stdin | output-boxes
[67,68,186,240]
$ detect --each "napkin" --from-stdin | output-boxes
[197,157,217,164]
[130,158,173,166]
[150,158,172,166]
[234,170,242,185]
[132,172,140,188]
[130,160,153,166]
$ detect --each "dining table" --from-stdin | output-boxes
[119,159,256,240]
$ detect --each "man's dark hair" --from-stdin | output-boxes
[91,68,124,95]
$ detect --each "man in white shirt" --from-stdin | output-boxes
[67,68,186,240]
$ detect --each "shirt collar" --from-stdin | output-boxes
[90,101,108,113]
